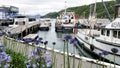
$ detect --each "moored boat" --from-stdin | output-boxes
[76,1,120,65]
[55,11,79,32]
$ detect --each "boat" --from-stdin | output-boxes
[39,18,51,31]
[55,1,79,33]
[55,11,79,32]
[75,1,120,65]
[9,15,35,28]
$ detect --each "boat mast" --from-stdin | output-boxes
[102,0,112,22]
[65,1,67,14]
[91,0,97,29]
[115,0,120,18]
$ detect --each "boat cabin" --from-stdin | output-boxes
[100,18,120,42]
[57,11,77,24]
[9,15,35,28]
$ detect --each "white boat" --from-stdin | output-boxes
[55,11,79,32]
[76,2,120,65]
[9,15,34,28]
[39,18,51,31]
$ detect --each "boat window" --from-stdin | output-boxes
[107,30,110,36]
[113,31,117,38]
[101,29,105,35]
[118,31,120,39]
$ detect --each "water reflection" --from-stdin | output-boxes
[37,19,79,55]
[37,19,94,58]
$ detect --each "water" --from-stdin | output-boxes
[37,19,94,58]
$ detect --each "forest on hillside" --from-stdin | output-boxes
[44,1,115,19]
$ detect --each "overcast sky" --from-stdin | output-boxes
[0,0,112,15]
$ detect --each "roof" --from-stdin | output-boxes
[23,34,38,39]
[105,18,120,29]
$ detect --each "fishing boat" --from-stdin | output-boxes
[55,11,79,32]
[75,0,120,65]
[55,1,79,32]
[39,18,51,31]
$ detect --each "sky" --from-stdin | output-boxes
[0,0,112,15]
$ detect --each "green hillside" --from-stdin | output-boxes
[44,1,115,18]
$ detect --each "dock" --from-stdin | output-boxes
[5,21,41,37]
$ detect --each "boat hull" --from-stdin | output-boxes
[76,31,120,65]
[39,27,49,31]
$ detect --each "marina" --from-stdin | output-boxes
[0,0,120,68]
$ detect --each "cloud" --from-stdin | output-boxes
[0,0,112,15]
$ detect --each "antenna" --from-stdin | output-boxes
[93,0,96,17]
[65,1,67,14]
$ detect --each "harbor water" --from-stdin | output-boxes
[37,19,94,59]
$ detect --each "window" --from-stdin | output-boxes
[113,31,117,38]
[107,30,110,36]
[118,31,120,39]
[101,29,105,35]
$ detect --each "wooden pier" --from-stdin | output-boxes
[1,36,120,68]
[5,21,41,37]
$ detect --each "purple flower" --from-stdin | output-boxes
[99,53,102,56]
[40,41,43,44]
[4,63,10,68]
[17,37,23,41]
[44,41,48,45]
[34,35,39,40]
[111,48,119,53]
[32,64,37,68]
[26,47,52,68]
[102,51,109,55]
[63,34,72,41]
[70,39,78,45]
[38,37,43,41]
[35,40,40,45]
[0,43,5,52]
[52,42,56,45]
[23,38,33,43]
[62,38,66,42]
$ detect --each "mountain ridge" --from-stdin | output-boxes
[44,1,115,19]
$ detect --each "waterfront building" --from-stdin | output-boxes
[0,5,19,23]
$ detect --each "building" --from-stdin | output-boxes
[0,5,19,23]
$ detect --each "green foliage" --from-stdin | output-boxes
[5,49,27,68]
[44,1,115,18]
[44,12,59,18]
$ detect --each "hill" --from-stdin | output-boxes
[44,1,115,19]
